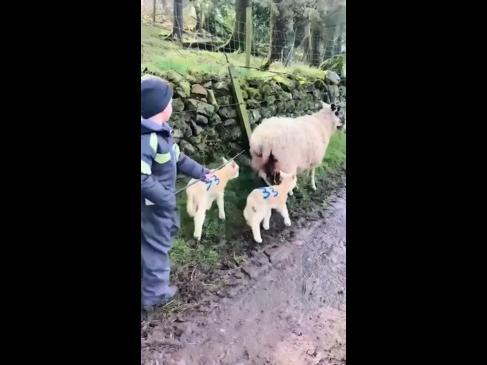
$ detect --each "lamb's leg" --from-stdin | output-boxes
[263,209,272,230]
[276,204,291,226]
[216,192,225,220]
[251,216,263,243]
[193,210,206,241]
[311,168,317,191]
[288,179,298,196]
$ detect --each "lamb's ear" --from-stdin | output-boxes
[279,170,289,178]
[221,157,229,164]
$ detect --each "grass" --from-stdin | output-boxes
[171,237,220,269]
[141,21,325,80]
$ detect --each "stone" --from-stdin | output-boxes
[166,70,183,83]
[196,114,208,125]
[264,95,276,105]
[210,113,222,126]
[216,96,231,106]
[246,87,261,100]
[247,99,260,109]
[185,99,215,116]
[249,109,262,124]
[273,75,296,92]
[191,84,208,97]
[180,140,196,154]
[218,107,237,119]
[175,80,191,98]
[325,70,341,85]
[190,121,204,136]
[172,98,185,112]
[223,118,237,127]
[213,81,230,96]
[172,129,184,139]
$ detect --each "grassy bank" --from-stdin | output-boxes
[141,21,325,79]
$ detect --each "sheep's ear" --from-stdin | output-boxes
[279,170,289,178]
[221,157,229,164]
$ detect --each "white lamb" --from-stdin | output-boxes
[249,102,343,194]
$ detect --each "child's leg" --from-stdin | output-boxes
[216,192,226,220]
[141,206,175,308]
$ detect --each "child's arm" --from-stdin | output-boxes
[175,145,209,180]
[141,134,176,209]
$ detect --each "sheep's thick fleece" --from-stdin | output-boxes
[249,103,339,180]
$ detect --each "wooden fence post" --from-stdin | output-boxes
[152,0,156,23]
[228,65,252,147]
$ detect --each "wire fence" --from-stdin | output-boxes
[142,2,345,71]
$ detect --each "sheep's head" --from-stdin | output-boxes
[250,144,265,171]
[324,102,344,130]
[221,157,239,179]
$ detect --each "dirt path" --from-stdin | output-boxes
[142,189,346,365]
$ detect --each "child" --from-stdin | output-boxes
[141,75,211,311]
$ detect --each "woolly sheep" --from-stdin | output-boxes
[249,102,343,194]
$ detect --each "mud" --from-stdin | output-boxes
[141,171,346,365]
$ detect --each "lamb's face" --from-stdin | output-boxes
[278,171,297,191]
[222,157,240,179]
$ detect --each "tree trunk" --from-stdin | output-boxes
[218,0,249,52]
[172,0,183,40]
[261,0,294,70]
[195,4,204,32]
[301,23,310,62]
[293,17,307,48]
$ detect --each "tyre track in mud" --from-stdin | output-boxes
[142,187,346,365]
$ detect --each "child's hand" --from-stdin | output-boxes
[201,172,215,182]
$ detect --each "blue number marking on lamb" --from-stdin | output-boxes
[260,186,278,199]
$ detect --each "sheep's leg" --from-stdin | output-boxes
[263,209,272,230]
[216,192,225,220]
[311,168,317,191]
[193,210,206,241]
[276,204,291,226]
